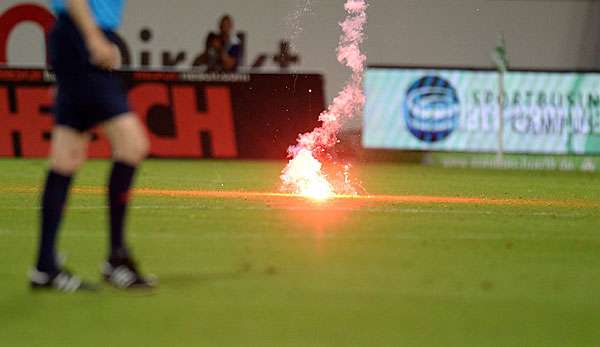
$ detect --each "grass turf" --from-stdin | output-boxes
[1,158,599,346]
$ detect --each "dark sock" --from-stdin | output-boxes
[36,170,73,273]
[108,161,137,258]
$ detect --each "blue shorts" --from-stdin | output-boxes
[48,14,129,132]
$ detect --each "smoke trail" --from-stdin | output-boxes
[285,0,313,48]
[281,0,368,198]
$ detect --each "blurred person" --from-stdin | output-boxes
[192,31,226,72]
[193,15,242,72]
[29,0,155,292]
[217,14,241,72]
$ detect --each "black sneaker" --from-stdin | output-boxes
[29,268,98,292]
[102,256,157,289]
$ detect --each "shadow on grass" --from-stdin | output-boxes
[157,269,248,288]
[155,260,263,287]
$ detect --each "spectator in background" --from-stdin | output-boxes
[192,15,241,73]
[217,14,241,71]
[193,32,225,73]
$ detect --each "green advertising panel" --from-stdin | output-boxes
[363,67,600,155]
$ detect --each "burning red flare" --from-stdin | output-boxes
[281,0,368,200]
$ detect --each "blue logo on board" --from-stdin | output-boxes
[403,76,460,143]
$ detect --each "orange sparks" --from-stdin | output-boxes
[3,186,598,209]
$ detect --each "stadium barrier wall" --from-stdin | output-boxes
[0,68,325,159]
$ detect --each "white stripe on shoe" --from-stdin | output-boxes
[29,269,50,285]
[53,272,81,292]
[110,266,136,288]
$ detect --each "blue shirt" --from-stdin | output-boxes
[50,0,125,30]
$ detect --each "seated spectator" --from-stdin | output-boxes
[192,32,225,73]
[192,15,242,73]
[217,14,241,72]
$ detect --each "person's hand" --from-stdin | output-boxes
[87,34,119,70]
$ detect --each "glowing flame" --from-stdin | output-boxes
[281,0,368,200]
[281,149,334,201]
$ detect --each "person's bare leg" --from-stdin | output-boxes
[101,113,149,258]
[36,127,89,273]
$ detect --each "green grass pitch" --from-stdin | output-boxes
[1,158,599,346]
